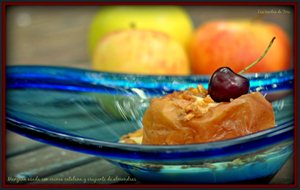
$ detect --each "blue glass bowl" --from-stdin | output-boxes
[6,66,294,184]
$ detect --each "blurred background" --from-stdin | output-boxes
[7,5,293,69]
[5,5,295,184]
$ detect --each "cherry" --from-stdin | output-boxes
[208,37,276,102]
[208,67,249,102]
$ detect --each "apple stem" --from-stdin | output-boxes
[130,22,136,29]
[238,37,276,74]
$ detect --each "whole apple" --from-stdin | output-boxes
[189,20,291,74]
[92,29,191,75]
[88,6,193,54]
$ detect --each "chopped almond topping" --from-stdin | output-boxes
[197,85,208,96]
[203,95,214,103]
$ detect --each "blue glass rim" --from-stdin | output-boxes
[6,65,294,96]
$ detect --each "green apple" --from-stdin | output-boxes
[88,6,193,54]
[92,29,191,75]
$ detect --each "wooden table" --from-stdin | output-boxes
[5,5,294,185]
[6,131,133,185]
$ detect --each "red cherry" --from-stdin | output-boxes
[208,67,249,102]
[208,37,275,102]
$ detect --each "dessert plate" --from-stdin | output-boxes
[6,66,294,183]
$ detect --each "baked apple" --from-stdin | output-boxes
[142,86,275,145]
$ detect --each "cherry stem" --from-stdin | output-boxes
[238,37,276,74]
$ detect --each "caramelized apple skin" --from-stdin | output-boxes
[142,88,275,145]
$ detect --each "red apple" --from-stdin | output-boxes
[189,20,292,74]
